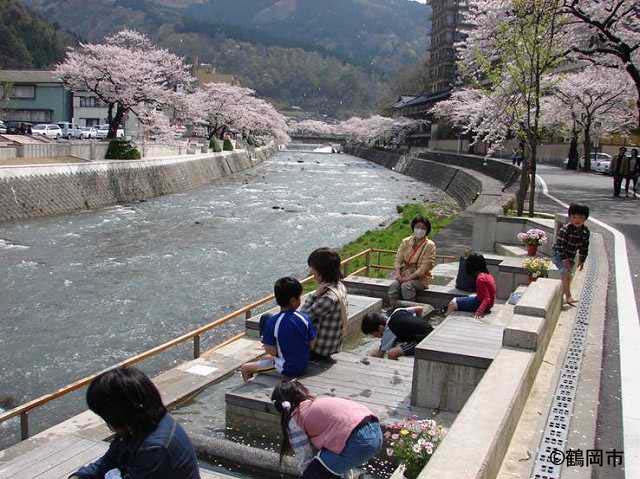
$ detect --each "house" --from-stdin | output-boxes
[72,92,109,127]
[0,70,71,124]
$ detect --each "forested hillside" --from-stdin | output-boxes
[0,0,74,69]
[20,0,431,115]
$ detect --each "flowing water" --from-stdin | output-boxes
[0,147,448,449]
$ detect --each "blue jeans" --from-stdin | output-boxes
[317,421,383,475]
[552,254,574,275]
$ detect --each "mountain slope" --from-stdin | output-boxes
[20,0,431,115]
[0,0,73,68]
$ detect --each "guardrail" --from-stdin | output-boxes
[0,248,456,442]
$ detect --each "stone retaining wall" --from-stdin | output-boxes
[0,145,277,223]
[344,145,507,209]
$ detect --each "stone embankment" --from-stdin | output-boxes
[0,145,277,223]
[344,145,518,210]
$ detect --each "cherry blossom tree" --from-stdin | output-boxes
[56,30,195,139]
[436,0,566,217]
[290,120,339,136]
[546,66,635,171]
[186,83,290,145]
[561,1,640,127]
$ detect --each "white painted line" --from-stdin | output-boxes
[537,175,640,477]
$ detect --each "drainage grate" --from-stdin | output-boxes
[530,249,599,479]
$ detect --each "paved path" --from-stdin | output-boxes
[536,164,639,478]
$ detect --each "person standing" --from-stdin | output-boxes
[388,216,437,307]
[625,148,639,198]
[551,204,590,306]
[611,147,627,197]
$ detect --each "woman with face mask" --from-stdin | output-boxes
[388,216,436,307]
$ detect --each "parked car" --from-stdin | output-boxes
[563,152,612,173]
[0,120,6,134]
[79,127,98,139]
[96,124,124,139]
[57,122,83,139]
[5,121,34,134]
[32,124,62,139]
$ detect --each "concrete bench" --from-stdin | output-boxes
[244,293,382,339]
[343,276,469,308]
[503,278,562,352]
[225,351,438,441]
[411,315,505,412]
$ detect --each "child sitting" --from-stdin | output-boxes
[361,306,433,360]
[447,253,496,319]
[241,277,316,382]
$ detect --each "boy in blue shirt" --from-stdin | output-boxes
[241,277,316,381]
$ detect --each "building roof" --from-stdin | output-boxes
[0,70,62,84]
[393,90,453,110]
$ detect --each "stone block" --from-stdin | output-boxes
[471,207,500,252]
[502,314,544,350]
[514,278,561,319]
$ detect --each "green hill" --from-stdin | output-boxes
[21,0,431,115]
[0,0,74,68]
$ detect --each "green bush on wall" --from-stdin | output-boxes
[209,138,223,152]
[106,139,141,160]
[223,139,234,151]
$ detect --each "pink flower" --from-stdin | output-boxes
[391,433,399,440]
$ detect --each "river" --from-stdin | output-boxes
[0,147,447,449]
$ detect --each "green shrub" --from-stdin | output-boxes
[209,138,223,152]
[223,139,234,151]
[105,139,141,160]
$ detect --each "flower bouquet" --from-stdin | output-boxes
[385,417,446,479]
[523,257,551,282]
[517,228,548,256]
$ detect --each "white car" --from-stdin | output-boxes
[0,120,6,134]
[79,127,98,139]
[57,122,83,139]
[592,154,613,174]
[32,124,62,139]
[96,124,124,139]
[563,152,612,173]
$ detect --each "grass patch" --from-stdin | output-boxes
[302,202,458,292]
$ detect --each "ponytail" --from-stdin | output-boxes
[271,380,313,463]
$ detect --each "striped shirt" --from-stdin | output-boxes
[553,223,590,263]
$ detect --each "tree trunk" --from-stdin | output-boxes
[528,139,537,217]
[582,123,592,173]
[567,121,579,170]
[516,149,529,216]
[108,106,125,140]
[107,103,114,126]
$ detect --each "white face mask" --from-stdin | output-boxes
[414,228,427,239]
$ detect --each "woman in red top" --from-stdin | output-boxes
[447,253,496,319]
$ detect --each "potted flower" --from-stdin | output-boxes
[385,417,446,479]
[523,257,551,283]
[517,228,548,256]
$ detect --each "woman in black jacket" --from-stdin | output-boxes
[70,367,199,479]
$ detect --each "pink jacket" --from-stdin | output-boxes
[293,397,376,454]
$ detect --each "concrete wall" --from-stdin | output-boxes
[344,144,509,210]
[0,145,277,223]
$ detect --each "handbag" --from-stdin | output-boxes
[455,256,476,292]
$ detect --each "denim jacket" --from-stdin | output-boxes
[73,414,200,479]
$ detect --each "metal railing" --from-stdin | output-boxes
[0,248,456,441]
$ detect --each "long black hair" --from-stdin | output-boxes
[86,366,167,439]
[465,253,489,277]
[271,380,314,462]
